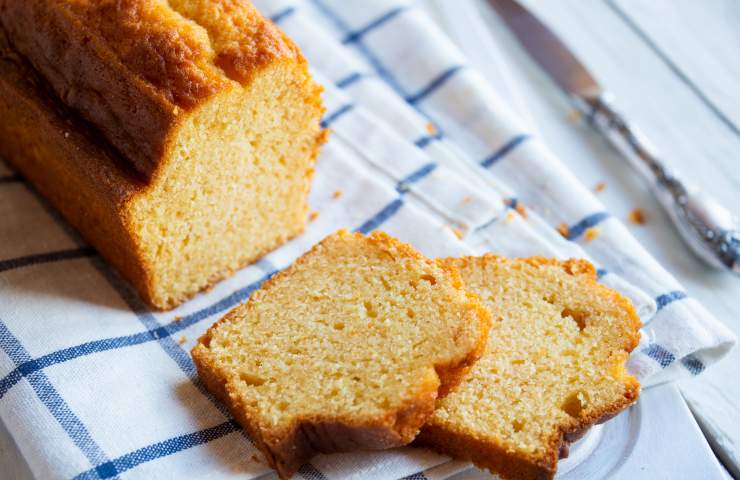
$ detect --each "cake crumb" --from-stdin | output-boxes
[462,196,472,205]
[177,335,187,345]
[628,208,646,225]
[174,316,182,322]
[332,190,343,199]
[452,227,464,240]
[426,122,438,135]
[584,227,601,242]
[557,223,570,238]
[515,203,527,218]
[505,211,516,223]
[594,181,606,193]
[308,210,319,222]
[567,109,582,123]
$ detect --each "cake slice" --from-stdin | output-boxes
[192,230,491,479]
[416,256,641,480]
[0,0,325,308]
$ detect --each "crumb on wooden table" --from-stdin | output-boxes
[628,208,646,225]
[332,190,343,199]
[426,122,438,135]
[557,223,570,238]
[584,227,601,241]
[594,181,606,193]
[308,210,319,222]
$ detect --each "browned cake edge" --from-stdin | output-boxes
[0,6,326,310]
[0,0,303,178]
[192,230,492,479]
[414,256,641,480]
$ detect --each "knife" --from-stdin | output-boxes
[489,0,740,274]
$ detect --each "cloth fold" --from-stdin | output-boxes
[0,0,734,478]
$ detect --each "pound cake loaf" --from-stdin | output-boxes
[0,0,325,309]
[192,230,491,479]
[416,256,641,480]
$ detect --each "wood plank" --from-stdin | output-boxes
[612,0,740,135]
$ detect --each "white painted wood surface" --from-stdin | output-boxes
[423,0,740,477]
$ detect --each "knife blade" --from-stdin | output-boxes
[488,0,740,274]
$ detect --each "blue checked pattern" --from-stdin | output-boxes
[0,0,734,479]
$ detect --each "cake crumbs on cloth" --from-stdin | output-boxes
[177,335,187,345]
[308,210,319,222]
[584,227,601,242]
[452,227,464,240]
[628,208,646,225]
[557,223,570,238]
[425,122,438,135]
[462,196,472,205]
[567,109,583,123]
[174,316,182,322]
[505,211,516,223]
[332,190,343,199]
[594,181,606,193]
[514,203,527,218]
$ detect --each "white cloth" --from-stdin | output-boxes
[0,0,734,478]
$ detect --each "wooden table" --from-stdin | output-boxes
[1,1,737,478]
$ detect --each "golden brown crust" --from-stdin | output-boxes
[0,0,301,178]
[415,255,641,480]
[0,5,325,310]
[192,230,491,479]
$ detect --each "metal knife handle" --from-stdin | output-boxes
[573,93,740,274]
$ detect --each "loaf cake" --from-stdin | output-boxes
[416,256,641,480]
[0,0,325,309]
[192,230,491,479]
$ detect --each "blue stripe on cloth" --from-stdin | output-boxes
[0,247,96,273]
[299,464,330,480]
[0,174,21,184]
[270,6,295,23]
[311,0,408,95]
[341,6,408,44]
[564,212,611,240]
[320,103,354,128]
[656,290,687,310]
[354,198,405,234]
[335,71,370,89]
[414,131,443,148]
[0,321,113,473]
[0,271,276,399]
[401,474,429,480]
[681,354,706,375]
[396,163,438,193]
[405,65,464,105]
[643,343,676,368]
[72,421,240,480]
[480,134,531,168]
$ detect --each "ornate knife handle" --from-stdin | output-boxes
[573,93,740,274]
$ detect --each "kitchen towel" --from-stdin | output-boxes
[0,0,734,478]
